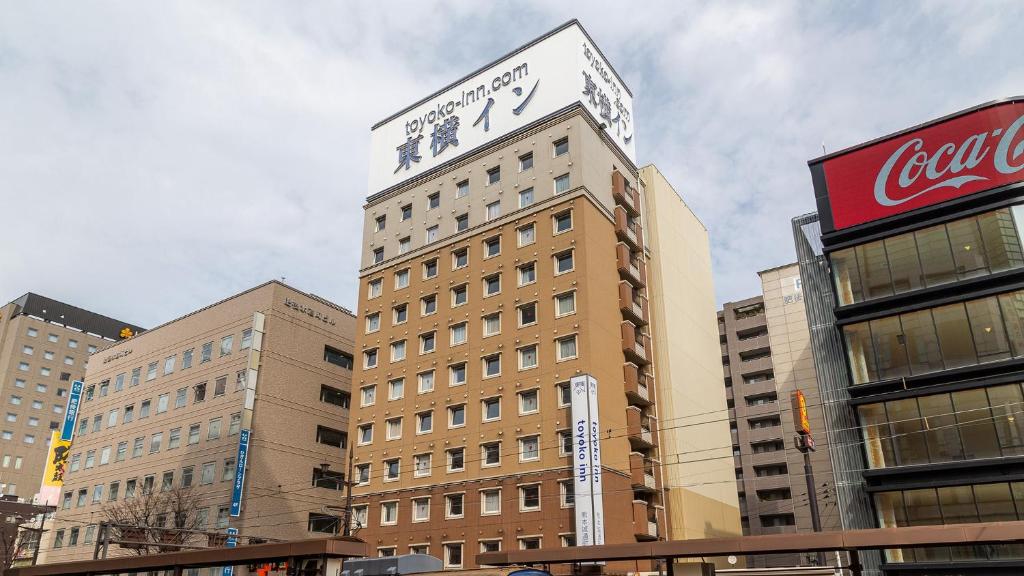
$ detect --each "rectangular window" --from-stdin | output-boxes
[483,354,501,378]
[447,446,465,471]
[391,340,406,362]
[519,389,539,413]
[446,493,464,518]
[358,423,373,445]
[163,355,175,375]
[519,436,540,461]
[361,384,377,406]
[557,335,578,361]
[208,417,222,440]
[520,484,541,510]
[188,424,200,445]
[316,425,346,448]
[401,204,413,221]
[368,278,383,299]
[381,501,398,525]
[201,463,216,485]
[518,302,537,326]
[487,166,500,185]
[484,274,501,296]
[486,200,501,221]
[389,378,405,400]
[139,400,151,418]
[395,268,410,289]
[483,312,501,336]
[555,250,575,273]
[519,345,539,370]
[131,367,141,385]
[554,210,572,233]
[386,417,403,440]
[181,466,194,488]
[519,187,534,208]
[356,464,371,485]
[175,388,187,409]
[427,192,440,210]
[220,335,233,356]
[157,393,169,414]
[449,363,466,386]
[481,488,501,514]
[420,331,436,354]
[325,346,354,369]
[320,385,350,408]
[556,291,577,316]
[364,348,379,369]
[241,328,253,349]
[150,433,162,453]
[445,543,463,568]
[375,214,386,232]
[485,236,501,257]
[518,262,537,286]
[456,179,469,198]
[168,428,181,449]
[455,213,469,232]
[483,397,501,421]
[385,459,400,481]
[399,236,411,254]
[554,173,570,194]
[452,284,468,306]
[229,412,241,435]
[519,152,533,171]
[373,247,384,264]
[421,294,437,316]
[554,137,568,156]
[417,411,433,434]
[414,454,432,478]
[423,258,438,278]
[146,362,158,381]
[418,370,434,393]
[450,322,468,346]
[366,312,381,333]
[193,383,206,403]
[452,247,468,268]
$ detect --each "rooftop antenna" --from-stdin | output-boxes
[822,141,827,155]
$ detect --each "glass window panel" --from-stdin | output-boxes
[869,316,910,380]
[915,224,957,287]
[937,485,978,525]
[875,491,907,528]
[844,322,878,385]
[855,240,893,300]
[885,233,924,294]
[918,393,962,462]
[966,297,1012,362]
[887,398,928,466]
[904,488,942,526]
[1011,482,1024,517]
[946,218,989,279]
[899,309,943,375]
[974,482,1018,522]
[831,247,863,306]
[858,403,896,469]
[998,291,1024,357]
[978,209,1024,273]
[952,388,1000,459]
[932,303,978,369]
[987,384,1024,456]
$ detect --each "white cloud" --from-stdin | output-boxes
[1,1,1021,325]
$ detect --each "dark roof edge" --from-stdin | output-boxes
[6,293,143,341]
[370,19,633,131]
[808,95,1024,165]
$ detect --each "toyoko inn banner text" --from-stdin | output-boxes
[368,21,635,193]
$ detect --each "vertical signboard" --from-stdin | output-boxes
[60,380,84,442]
[570,374,605,546]
[222,527,239,576]
[37,431,73,506]
[229,429,251,516]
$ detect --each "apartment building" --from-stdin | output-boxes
[799,97,1024,576]
[0,293,141,501]
[38,281,355,565]
[718,264,839,569]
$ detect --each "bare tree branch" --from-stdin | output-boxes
[100,487,204,556]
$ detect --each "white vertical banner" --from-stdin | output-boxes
[570,374,605,547]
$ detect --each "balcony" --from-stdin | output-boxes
[612,170,641,214]
[616,244,646,287]
[738,356,773,377]
[624,363,653,406]
[632,500,659,541]
[618,282,648,326]
[615,206,642,249]
[621,322,650,365]
[737,334,771,355]
[630,452,658,492]
[626,407,657,449]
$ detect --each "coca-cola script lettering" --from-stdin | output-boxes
[822,101,1024,230]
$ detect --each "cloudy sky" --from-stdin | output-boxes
[2,1,1022,328]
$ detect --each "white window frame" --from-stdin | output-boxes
[480,488,501,515]
[380,500,399,526]
[519,435,540,462]
[519,483,541,512]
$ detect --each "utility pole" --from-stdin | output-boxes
[791,390,824,567]
[343,448,354,537]
[30,511,46,566]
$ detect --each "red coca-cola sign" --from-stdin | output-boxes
[822,100,1024,230]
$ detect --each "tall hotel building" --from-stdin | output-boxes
[800,97,1024,576]
[39,281,355,564]
[0,293,141,501]
[349,21,738,571]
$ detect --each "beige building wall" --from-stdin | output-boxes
[640,165,742,547]
[38,281,355,565]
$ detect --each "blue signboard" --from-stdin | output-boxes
[222,528,239,576]
[60,381,84,442]
[229,429,250,516]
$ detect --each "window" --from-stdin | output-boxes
[452,284,468,306]
[202,462,217,486]
[393,303,408,324]
[356,464,371,485]
[518,186,535,208]
[368,278,383,299]
[22,345,33,356]
[222,458,235,482]
[384,459,400,481]
[483,354,501,377]
[483,397,501,421]
[193,383,206,403]
[188,424,200,445]
[373,247,384,264]
[131,366,142,385]
[399,236,411,254]
[316,425,346,448]
[555,250,575,273]
[427,192,440,210]
[519,537,542,550]
[444,543,463,568]
[124,404,134,423]
[181,466,194,488]
[449,363,466,386]
[157,393,169,414]
[414,454,431,477]
[418,370,435,393]
[321,385,350,408]
[163,355,175,375]
[391,340,406,362]
[518,302,537,326]
[483,312,501,336]
[447,446,465,471]
[456,213,469,232]
[519,262,536,285]
[450,322,467,345]
[388,378,405,401]
[456,179,469,198]
[420,331,436,354]
[181,349,193,370]
[480,539,501,553]
[486,200,501,221]
[481,488,501,513]
[240,328,253,350]
[229,412,241,435]
[375,214,386,232]
[125,479,137,498]
[554,173,570,194]
[423,258,438,278]
[520,484,541,510]
[421,294,437,315]
[312,467,344,490]
[146,362,157,381]
[519,345,538,370]
[557,335,578,360]
[452,247,468,268]
[386,417,403,440]
[559,430,573,456]
[323,346,353,369]
[363,348,379,369]
[487,166,500,184]
[519,152,533,171]
[519,436,540,461]
[446,493,464,518]
[400,203,413,221]
[366,312,381,333]
[361,384,376,406]
[168,428,181,449]
[308,513,339,534]
[16,362,28,373]
[485,236,501,257]
[395,268,410,289]
[150,432,163,453]
[553,137,568,156]
[554,210,572,233]
[85,450,95,468]
[556,291,576,316]
[208,417,222,440]
[106,409,118,428]
[27,327,37,337]
[358,423,373,445]
[449,405,465,428]
[484,274,501,296]
[220,335,233,356]
[519,389,539,413]
[417,411,433,434]
[140,400,151,418]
